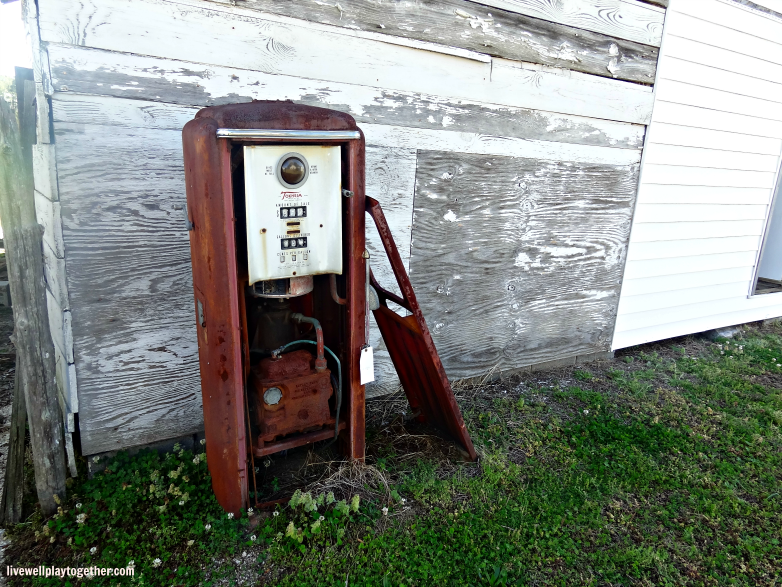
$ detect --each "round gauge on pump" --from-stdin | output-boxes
[263,386,283,406]
[276,152,309,189]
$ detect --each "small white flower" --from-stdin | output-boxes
[319,516,325,522]
[730,356,734,359]
[382,507,389,516]
[242,551,247,557]
[583,409,589,415]
[205,524,212,531]
[93,457,100,463]
[75,503,82,510]
[250,535,257,542]
[248,508,254,515]
[227,512,234,519]
[90,547,97,555]
[200,438,206,446]
[127,561,135,569]
[179,501,185,506]
[152,558,162,568]
[401,498,407,504]
[187,540,194,547]
[273,511,279,517]
[720,351,724,355]
[76,513,87,525]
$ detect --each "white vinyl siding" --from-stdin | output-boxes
[613,0,782,350]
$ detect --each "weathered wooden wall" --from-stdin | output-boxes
[28,0,665,454]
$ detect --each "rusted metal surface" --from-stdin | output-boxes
[183,115,248,515]
[184,101,367,513]
[251,349,333,443]
[366,197,477,461]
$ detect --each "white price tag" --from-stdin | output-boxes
[359,346,375,385]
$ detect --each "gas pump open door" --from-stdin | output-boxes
[366,197,477,461]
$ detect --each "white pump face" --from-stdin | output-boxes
[244,145,343,285]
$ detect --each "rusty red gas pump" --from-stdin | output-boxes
[183,102,475,514]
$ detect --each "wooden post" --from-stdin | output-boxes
[0,356,27,524]
[0,88,66,515]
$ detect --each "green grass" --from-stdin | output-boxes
[5,326,782,585]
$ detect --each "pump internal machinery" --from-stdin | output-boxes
[183,102,476,514]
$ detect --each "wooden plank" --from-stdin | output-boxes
[34,190,65,258]
[37,0,654,124]
[20,0,53,94]
[665,10,782,68]
[623,251,758,279]
[0,357,26,524]
[364,147,417,398]
[53,120,204,454]
[31,144,58,202]
[230,0,659,83]
[672,0,782,46]
[745,0,782,15]
[626,235,761,260]
[463,0,665,46]
[619,266,754,296]
[652,101,782,138]
[42,239,69,310]
[645,122,782,155]
[658,56,782,106]
[642,143,780,172]
[630,219,767,241]
[636,184,773,205]
[654,79,782,123]
[662,35,782,86]
[409,150,638,379]
[49,48,646,150]
[618,280,752,314]
[640,164,777,188]
[362,123,641,165]
[51,94,642,166]
[45,289,68,364]
[632,202,769,222]
[0,93,66,514]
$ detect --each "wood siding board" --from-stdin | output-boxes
[622,251,759,279]
[626,235,762,260]
[37,0,654,124]
[658,56,782,106]
[665,11,782,68]
[617,280,753,314]
[34,190,65,258]
[637,184,774,204]
[409,150,637,379]
[632,204,769,224]
[620,266,755,296]
[662,36,782,86]
[461,0,665,46]
[48,49,646,150]
[642,143,780,172]
[672,0,782,46]
[54,119,202,454]
[653,101,782,138]
[32,144,58,202]
[42,240,69,311]
[654,79,782,123]
[232,0,660,83]
[630,219,767,241]
[639,165,777,189]
[645,122,782,155]
[364,146,417,398]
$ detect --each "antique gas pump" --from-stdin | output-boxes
[183,102,475,514]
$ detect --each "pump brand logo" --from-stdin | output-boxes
[281,191,303,200]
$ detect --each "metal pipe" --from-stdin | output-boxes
[289,313,327,372]
[329,274,347,306]
[216,129,361,140]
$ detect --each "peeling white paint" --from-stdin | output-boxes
[443,210,458,222]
